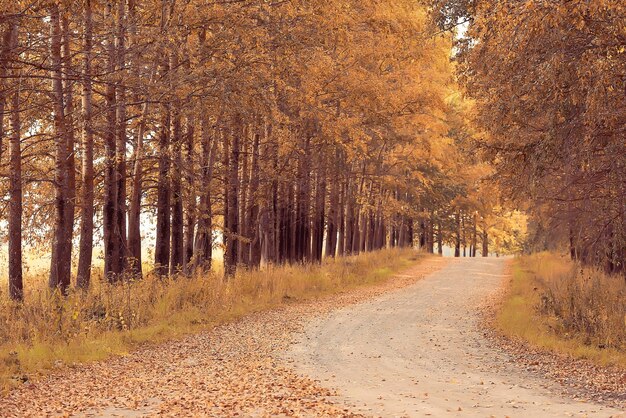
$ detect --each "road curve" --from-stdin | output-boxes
[287,257,624,417]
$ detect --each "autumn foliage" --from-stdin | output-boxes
[0,0,518,301]
[443,0,625,273]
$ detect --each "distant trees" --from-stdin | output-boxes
[435,0,625,274]
[0,0,507,301]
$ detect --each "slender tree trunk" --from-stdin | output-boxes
[482,227,488,257]
[325,157,339,257]
[194,112,219,272]
[115,0,128,272]
[239,125,250,265]
[77,0,95,288]
[155,104,171,276]
[103,1,120,279]
[126,0,143,278]
[184,118,196,272]
[312,155,326,263]
[8,23,22,300]
[248,128,261,268]
[169,95,184,275]
[461,212,467,257]
[61,16,76,279]
[128,100,148,277]
[225,116,241,277]
[48,4,72,293]
[337,180,345,257]
[454,209,461,257]
[437,218,443,255]
[471,212,477,257]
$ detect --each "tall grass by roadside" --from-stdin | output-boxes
[0,248,423,390]
[498,252,626,367]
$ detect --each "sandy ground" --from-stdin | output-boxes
[287,257,625,417]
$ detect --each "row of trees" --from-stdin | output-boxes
[433,0,625,274]
[1,0,511,301]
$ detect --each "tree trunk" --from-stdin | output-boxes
[194,112,219,272]
[312,157,326,263]
[325,157,339,257]
[115,0,128,272]
[482,228,488,257]
[8,22,22,300]
[155,104,171,276]
[337,180,345,257]
[169,95,184,275]
[248,128,261,268]
[239,125,250,265]
[471,212,477,257]
[61,15,76,279]
[128,100,148,278]
[126,0,143,278]
[437,218,443,255]
[184,118,196,272]
[103,1,120,279]
[48,4,72,293]
[77,0,95,288]
[454,209,461,257]
[224,117,241,277]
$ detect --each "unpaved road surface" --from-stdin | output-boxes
[288,257,624,417]
[0,256,444,417]
[2,256,623,417]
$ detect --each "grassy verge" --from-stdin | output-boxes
[497,252,626,368]
[0,248,424,391]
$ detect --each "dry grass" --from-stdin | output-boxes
[498,252,626,367]
[0,248,423,390]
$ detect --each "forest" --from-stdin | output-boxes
[0,0,624,414]
[0,0,526,302]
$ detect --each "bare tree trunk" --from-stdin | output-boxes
[337,180,345,257]
[471,212,477,257]
[325,154,339,257]
[77,0,95,288]
[427,214,435,253]
[126,0,143,278]
[462,212,466,257]
[103,1,120,279]
[170,95,184,275]
[248,127,261,268]
[482,227,488,257]
[194,112,219,272]
[437,218,443,255]
[184,118,196,272]
[8,21,22,301]
[239,125,250,265]
[345,178,353,255]
[48,4,72,293]
[61,15,76,283]
[454,209,461,257]
[312,154,326,263]
[155,103,171,276]
[128,100,148,277]
[224,116,241,277]
[115,0,128,272]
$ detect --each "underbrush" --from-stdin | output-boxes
[0,248,423,390]
[498,252,626,367]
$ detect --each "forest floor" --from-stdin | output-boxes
[1,257,624,417]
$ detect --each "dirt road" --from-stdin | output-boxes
[2,256,623,417]
[287,257,624,417]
